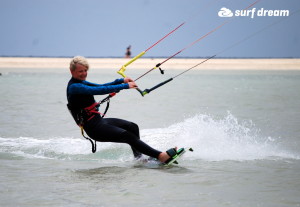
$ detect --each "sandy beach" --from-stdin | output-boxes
[0,57,299,71]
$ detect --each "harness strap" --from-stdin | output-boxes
[101,98,110,118]
[78,96,112,153]
[84,102,100,121]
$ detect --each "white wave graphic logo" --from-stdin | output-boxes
[218,7,233,17]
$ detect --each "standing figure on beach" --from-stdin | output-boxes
[125,45,131,58]
[66,56,179,164]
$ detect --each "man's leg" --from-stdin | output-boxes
[85,118,161,159]
[102,118,142,158]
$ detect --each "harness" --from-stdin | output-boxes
[67,93,115,153]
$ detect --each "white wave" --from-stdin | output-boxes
[1,113,299,161]
[0,136,126,160]
[141,113,300,161]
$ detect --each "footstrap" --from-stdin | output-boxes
[163,148,178,165]
[166,148,177,158]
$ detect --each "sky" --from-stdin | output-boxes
[0,0,299,58]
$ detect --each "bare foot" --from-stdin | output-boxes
[158,147,178,163]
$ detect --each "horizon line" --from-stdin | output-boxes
[0,55,299,59]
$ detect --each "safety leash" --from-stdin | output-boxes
[80,126,97,153]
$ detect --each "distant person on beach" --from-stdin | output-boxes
[125,45,131,58]
[66,56,178,164]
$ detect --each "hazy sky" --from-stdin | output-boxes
[0,0,299,58]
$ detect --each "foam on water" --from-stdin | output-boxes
[0,136,130,161]
[143,113,300,161]
[0,113,299,161]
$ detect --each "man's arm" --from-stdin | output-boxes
[68,82,129,95]
[83,78,124,87]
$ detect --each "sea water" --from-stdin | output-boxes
[0,67,300,207]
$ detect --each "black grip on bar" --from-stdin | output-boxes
[136,87,145,96]
[144,78,173,94]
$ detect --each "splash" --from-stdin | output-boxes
[141,113,299,161]
[0,113,298,161]
[0,136,127,161]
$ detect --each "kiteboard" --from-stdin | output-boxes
[163,147,193,166]
[141,147,193,167]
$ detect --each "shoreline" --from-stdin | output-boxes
[0,57,300,70]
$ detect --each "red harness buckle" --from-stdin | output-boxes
[84,102,100,121]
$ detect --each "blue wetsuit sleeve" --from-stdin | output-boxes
[102,78,125,86]
[68,82,129,95]
[83,78,124,86]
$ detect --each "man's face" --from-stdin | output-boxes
[71,64,88,81]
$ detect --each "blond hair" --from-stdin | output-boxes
[70,56,89,71]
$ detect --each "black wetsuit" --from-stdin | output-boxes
[66,77,161,159]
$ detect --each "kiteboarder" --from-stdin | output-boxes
[66,56,177,164]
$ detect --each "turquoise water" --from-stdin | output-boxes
[1,68,300,206]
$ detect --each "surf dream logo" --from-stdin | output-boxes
[218,7,289,18]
